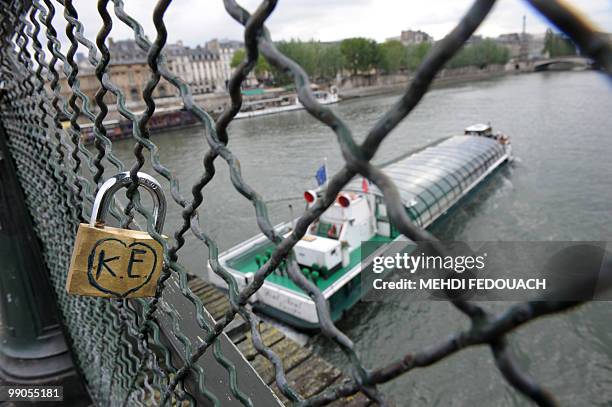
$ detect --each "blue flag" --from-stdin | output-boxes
[315,164,327,186]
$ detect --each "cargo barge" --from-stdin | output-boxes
[205,124,512,329]
[69,106,200,144]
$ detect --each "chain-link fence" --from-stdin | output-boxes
[0,0,611,405]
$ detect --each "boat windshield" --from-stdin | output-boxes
[315,222,341,240]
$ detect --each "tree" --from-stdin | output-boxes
[378,40,408,74]
[276,40,345,84]
[405,42,432,70]
[446,39,510,69]
[230,48,244,69]
[340,38,380,75]
[317,43,343,80]
[543,28,577,57]
[230,48,272,81]
[276,40,318,83]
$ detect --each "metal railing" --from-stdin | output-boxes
[0,0,610,406]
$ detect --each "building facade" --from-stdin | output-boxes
[399,30,433,45]
[387,29,433,46]
[207,39,243,86]
[187,44,225,94]
[495,32,548,61]
[60,37,244,110]
[58,61,175,110]
[495,33,524,59]
[107,37,243,95]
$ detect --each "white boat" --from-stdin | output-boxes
[235,87,340,119]
[205,124,512,329]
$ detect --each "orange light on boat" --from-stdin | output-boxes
[337,194,350,208]
[304,190,317,203]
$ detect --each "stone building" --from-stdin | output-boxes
[58,61,175,111]
[107,37,243,94]
[59,37,244,110]
[386,29,433,46]
[187,44,226,94]
[495,33,523,59]
[108,37,148,63]
[495,32,548,61]
[207,39,243,87]
[58,66,98,105]
[399,30,433,45]
[108,61,174,102]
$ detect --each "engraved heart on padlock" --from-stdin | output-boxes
[86,237,159,297]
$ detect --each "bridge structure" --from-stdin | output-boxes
[533,56,594,71]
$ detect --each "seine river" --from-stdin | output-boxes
[109,71,612,406]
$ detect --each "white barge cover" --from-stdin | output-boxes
[344,135,508,227]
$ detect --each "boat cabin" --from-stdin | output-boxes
[464,123,493,137]
[465,123,510,145]
[296,192,376,273]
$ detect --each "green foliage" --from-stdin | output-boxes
[230,49,244,68]
[543,28,577,57]
[317,43,343,80]
[230,48,271,80]
[277,40,317,78]
[446,39,510,69]
[397,40,509,73]
[405,42,433,70]
[233,41,343,85]
[340,37,380,75]
[275,40,343,83]
[378,40,408,73]
[232,35,514,87]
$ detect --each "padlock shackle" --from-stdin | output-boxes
[91,172,166,233]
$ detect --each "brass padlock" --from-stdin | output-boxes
[66,172,166,298]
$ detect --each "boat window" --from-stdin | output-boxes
[433,177,453,194]
[395,176,446,216]
[401,195,428,219]
[395,190,430,224]
[442,172,462,192]
[482,150,496,163]
[479,151,495,168]
[464,159,479,174]
[399,174,446,201]
[415,189,438,208]
[438,178,457,197]
[427,181,446,204]
[393,166,457,198]
[455,164,473,182]
[405,206,420,223]
[316,222,341,240]
[471,163,486,179]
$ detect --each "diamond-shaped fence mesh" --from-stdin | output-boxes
[0,0,610,406]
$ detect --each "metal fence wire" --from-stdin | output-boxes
[0,0,611,405]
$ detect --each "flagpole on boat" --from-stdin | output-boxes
[289,203,295,230]
[324,157,328,190]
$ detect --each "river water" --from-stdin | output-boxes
[109,71,612,406]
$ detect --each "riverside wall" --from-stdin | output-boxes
[337,63,523,99]
[101,64,529,122]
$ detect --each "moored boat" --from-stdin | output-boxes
[76,106,200,144]
[204,124,512,329]
[235,87,340,119]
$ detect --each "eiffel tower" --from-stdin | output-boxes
[519,15,529,62]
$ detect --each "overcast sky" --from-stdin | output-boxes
[64,1,611,48]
